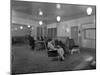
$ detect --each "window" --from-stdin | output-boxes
[84,28,96,40]
[48,28,57,38]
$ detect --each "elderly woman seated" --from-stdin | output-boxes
[47,39,58,57]
[47,39,56,51]
[47,39,65,61]
[56,45,65,61]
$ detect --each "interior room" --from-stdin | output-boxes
[11,0,96,74]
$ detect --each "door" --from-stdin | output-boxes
[71,26,79,45]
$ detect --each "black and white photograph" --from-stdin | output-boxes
[11,0,96,74]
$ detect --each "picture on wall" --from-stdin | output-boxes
[11,0,96,74]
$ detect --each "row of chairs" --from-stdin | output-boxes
[47,38,80,57]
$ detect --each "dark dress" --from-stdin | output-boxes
[28,36,35,50]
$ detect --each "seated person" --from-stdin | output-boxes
[47,40,57,51]
[47,39,59,57]
[56,45,65,61]
[28,35,35,50]
[55,39,66,55]
[55,39,59,46]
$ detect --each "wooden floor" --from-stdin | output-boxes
[11,44,96,74]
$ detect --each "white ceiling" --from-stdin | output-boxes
[11,0,96,24]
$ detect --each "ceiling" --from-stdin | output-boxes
[11,0,96,25]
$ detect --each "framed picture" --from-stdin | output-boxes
[11,0,96,74]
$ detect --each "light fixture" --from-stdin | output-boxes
[28,25,31,28]
[66,28,70,33]
[39,21,43,25]
[20,26,23,29]
[87,7,92,15]
[56,4,61,9]
[39,10,43,16]
[39,8,43,16]
[56,16,61,22]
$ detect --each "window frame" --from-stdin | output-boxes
[84,28,96,40]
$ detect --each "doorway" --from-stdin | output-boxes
[71,26,79,45]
